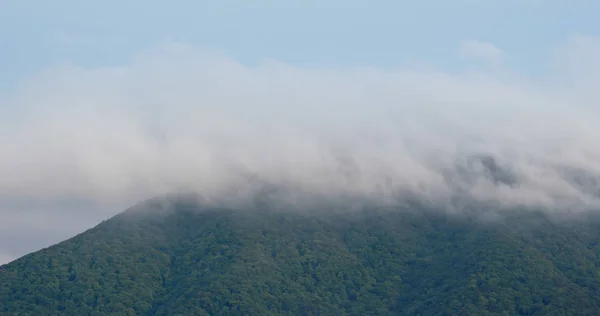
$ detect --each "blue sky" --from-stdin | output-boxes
[2,1,600,264]
[3,0,600,92]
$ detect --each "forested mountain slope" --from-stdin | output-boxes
[2,197,600,315]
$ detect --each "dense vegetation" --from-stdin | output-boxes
[2,197,600,315]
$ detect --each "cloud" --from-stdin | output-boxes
[458,40,505,64]
[2,36,600,224]
[3,35,600,261]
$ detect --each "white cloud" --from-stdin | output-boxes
[458,40,505,64]
[2,36,600,260]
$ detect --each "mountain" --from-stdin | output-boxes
[2,196,600,315]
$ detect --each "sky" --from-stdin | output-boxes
[2,1,600,265]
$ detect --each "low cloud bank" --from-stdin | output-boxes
[3,37,600,214]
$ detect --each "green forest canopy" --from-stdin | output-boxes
[2,197,600,315]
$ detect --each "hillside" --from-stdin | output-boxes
[2,197,600,315]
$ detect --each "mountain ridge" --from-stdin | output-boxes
[3,196,600,315]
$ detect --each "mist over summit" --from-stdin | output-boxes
[2,35,600,265]
[2,39,600,216]
[5,2,600,313]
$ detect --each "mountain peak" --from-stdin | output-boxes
[3,198,600,315]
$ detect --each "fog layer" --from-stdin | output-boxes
[3,37,600,215]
